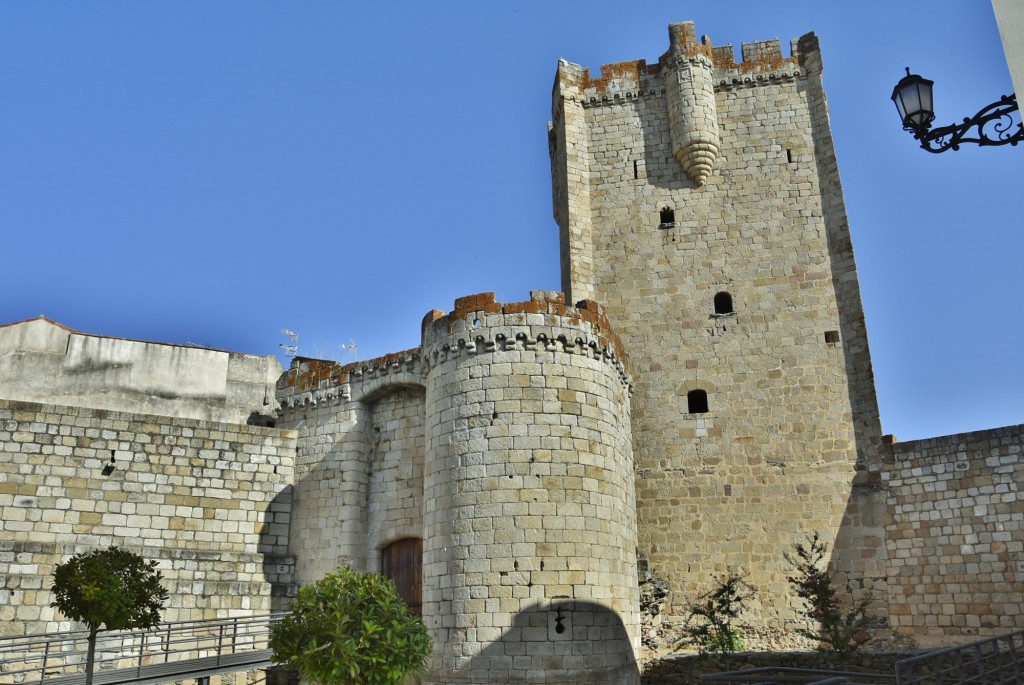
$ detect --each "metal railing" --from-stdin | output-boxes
[0,614,285,685]
[701,666,896,685]
[699,630,1024,685]
[896,630,1024,685]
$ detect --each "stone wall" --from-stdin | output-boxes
[993,0,1024,96]
[0,317,281,425]
[0,399,296,636]
[886,425,1024,645]
[367,387,426,559]
[277,291,641,685]
[1,18,1022,672]
[276,351,425,583]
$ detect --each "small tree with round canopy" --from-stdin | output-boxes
[50,547,169,685]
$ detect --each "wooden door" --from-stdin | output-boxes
[382,538,422,615]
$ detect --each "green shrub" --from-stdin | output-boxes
[270,567,431,685]
[786,532,874,655]
[679,571,753,655]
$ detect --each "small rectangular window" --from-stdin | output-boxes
[687,389,709,414]
[824,330,840,347]
[659,207,676,228]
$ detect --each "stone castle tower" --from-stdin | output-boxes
[276,292,641,684]
[5,18,1022,685]
[549,22,888,636]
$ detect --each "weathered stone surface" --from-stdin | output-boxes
[0,317,280,424]
[550,21,890,649]
[0,399,296,637]
[0,19,1021,685]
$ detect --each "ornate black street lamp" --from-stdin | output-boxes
[891,67,1023,153]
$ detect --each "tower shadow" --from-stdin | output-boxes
[458,600,639,685]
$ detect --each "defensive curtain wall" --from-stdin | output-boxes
[0,317,295,639]
[0,307,1021,663]
[884,425,1024,643]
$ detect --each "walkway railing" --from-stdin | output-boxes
[0,614,286,685]
[699,630,1024,685]
[895,629,1024,685]
[702,666,896,685]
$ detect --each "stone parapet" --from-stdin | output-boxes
[553,21,816,109]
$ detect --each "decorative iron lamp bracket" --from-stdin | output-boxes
[892,68,1023,153]
[915,93,1022,153]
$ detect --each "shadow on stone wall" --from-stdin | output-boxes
[456,600,639,685]
[259,485,298,611]
[803,65,892,634]
[640,650,911,685]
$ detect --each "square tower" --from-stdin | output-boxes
[549,22,887,642]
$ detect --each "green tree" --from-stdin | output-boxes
[679,571,753,655]
[271,567,430,685]
[786,532,874,656]
[50,547,169,685]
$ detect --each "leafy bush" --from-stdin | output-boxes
[679,571,753,655]
[786,532,874,655]
[270,567,431,685]
[51,547,168,685]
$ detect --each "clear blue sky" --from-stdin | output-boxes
[0,1,1020,441]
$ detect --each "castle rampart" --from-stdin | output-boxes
[885,425,1024,643]
[0,399,296,637]
[275,291,640,683]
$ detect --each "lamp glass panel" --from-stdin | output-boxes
[893,91,908,120]
[900,83,922,121]
[918,81,933,119]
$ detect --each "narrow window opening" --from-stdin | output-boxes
[659,206,676,228]
[786,149,794,163]
[633,160,639,179]
[824,330,840,347]
[713,292,734,315]
[687,389,709,414]
[382,538,423,615]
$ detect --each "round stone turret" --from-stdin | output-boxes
[420,291,639,685]
[664,21,720,186]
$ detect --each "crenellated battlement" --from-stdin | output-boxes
[277,289,632,410]
[276,347,422,409]
[0,19,1013,671]
[554,21,816,104]
[421,290,630,386]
